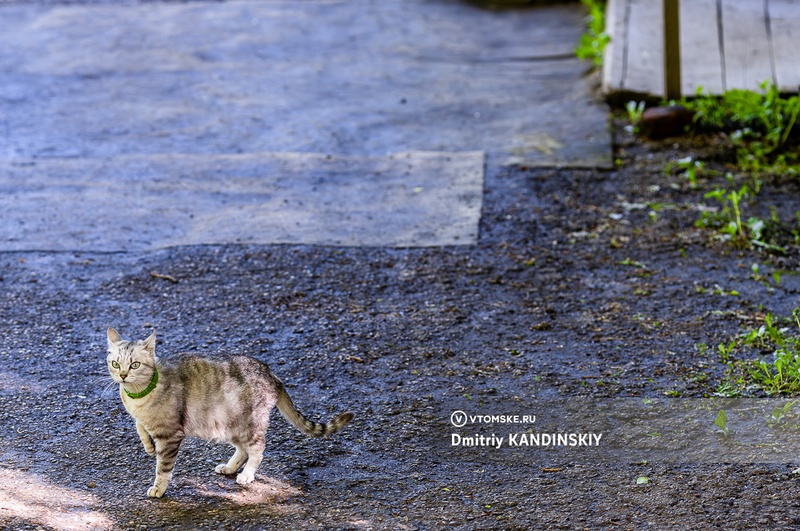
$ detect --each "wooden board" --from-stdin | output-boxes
[769,0,800,92]
[679,0,724,95]
[623,0,664,95]
[603,0,798,98]
[602,0,626,94]
[721,0,775,91]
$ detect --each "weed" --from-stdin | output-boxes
[751,263,782,287]
[748,313,800,394]
[737,312,787,351]
[717,340,736,364]
[712,284,739,297]
[716,310,800,395]
[695,183,785,251]
[575,0,609,67]
[714,380,741,398]
[714,409,729,435]
[697,185,749,241]
[626,101,645,132]
[767,400,796,427]
[619,258,647,268]
[665,156,708,188]
[693,284,706,295]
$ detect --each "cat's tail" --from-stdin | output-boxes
[275,381,354,437]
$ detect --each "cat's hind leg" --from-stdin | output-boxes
[236,436,265,485]
[215,443,247,475]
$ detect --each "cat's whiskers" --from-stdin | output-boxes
[100,380,119,397]
[91,373,120,397]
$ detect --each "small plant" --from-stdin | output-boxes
[718,340,736,364]
[619,257,647,268]
[665,156,708,188]
[714,409,729,435]
[738,312,787,351]
[749,313,800,394]
[767,400,796,427]
[698,185,749,240]
[695,343,709,357]
[717,310,800,395]
[714,380,741,398]
[694,184,784,251]
[751,263,782,287]
[575,0,609,67]
[626,100,646,132]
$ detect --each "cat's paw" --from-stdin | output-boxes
[147,485,165,498]
[143,444,156,457]
[215,463,237,475]
[236,470,255,485]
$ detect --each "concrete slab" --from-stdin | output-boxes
[0,0,609,166]
[0,151,484,250]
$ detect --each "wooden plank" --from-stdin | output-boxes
[679,0,724,95]
[623,0,663,95]
[721,0,775,91]
[601,0,626,94]
[663,0,681,99]
[768,0,800,92]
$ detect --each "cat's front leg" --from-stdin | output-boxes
[136,421,156,456]
[147,435,184,498]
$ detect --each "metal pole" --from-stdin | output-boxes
[663,0,681,100]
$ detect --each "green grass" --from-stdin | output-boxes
[575,0,609,67]
[680,82,800,175]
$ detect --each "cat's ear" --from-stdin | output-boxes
[107,327,121,347]
[143,330,156,355]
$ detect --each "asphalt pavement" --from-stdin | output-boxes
[0,1,615,529]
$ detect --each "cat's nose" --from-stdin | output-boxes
[120,373,128,380]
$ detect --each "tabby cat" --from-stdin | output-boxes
[106,327,354,498]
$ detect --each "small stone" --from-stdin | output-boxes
[639,105,696,139]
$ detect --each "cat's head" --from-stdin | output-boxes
[106,328,157,389]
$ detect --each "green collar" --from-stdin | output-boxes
[124,368,159,399]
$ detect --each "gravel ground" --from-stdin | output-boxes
[2,119,800,530]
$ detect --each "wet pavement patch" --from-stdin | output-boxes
[0,151,484,250]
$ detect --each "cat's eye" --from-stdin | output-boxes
[130,362,141,369]
[111,361,120,369]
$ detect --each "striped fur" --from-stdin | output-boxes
[106,327,354,498]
